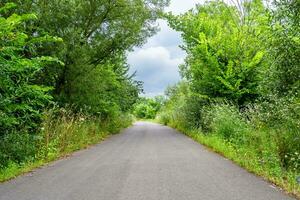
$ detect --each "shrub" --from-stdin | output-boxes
[206,104,252,145]
[38,108,133,159]
[0,133,37,168]
[0,3,61,168]
[245,97,300,171]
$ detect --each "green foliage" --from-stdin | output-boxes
[166,0,269,106]
[0,1,169,171]
[39,108,133,159]
[206,104,252,145]
[68,58,139,118]
[0,0,169,116]
[245,98,300,171]
[133,96,165,119]
[0,107,134,181]
[159,0,300,196]
[264,0,300,96]
[0,3,63,168]
[0,4,43,135]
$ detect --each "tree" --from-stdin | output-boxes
[0,0,170,116]
[265,0,300,97]
[166,0,269,106]
[133,97,164,119]
[0,3,62,167]
[0,3,62,136]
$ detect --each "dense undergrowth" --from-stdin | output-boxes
[157,100,300,197]
[0,1,299,198]
[0,108,133,182]
[157,0,300,197]
[0,1,167,180]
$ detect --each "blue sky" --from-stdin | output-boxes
[128,0,202,97]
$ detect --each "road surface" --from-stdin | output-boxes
[0,122,295,200]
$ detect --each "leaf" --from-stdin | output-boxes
[34,56,65,66]
[0,3,17,14]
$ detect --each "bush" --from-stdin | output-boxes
[0,4,57,136]
[0,4,62,168]
[38,108,133,159]
[0,106,134,170]
[204,101,300,172]
[157,111,171,125]
[244,97,300,171]
[0,133,37,168]
[205,104,252,145]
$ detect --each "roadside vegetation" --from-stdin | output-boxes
[157,0,300,197]
[0,0,299,197]
[0,1,169,181]
[133,96,165,119]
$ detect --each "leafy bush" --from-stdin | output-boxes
[0,133,37,168]
[0,106,134,174]
[205,104,252,145]
[166,0,268,106]
[0,3,58,136]
[264,0,300,96]
[0,3,62,168]
[245,98,300,171]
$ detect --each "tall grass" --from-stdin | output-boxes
[157,100,300,198]
[0,108,133,182]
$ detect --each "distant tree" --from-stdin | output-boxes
[133,97,164,119]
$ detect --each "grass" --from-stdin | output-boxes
[0,111,133,182]
[0,134,111,182]
[162,121,300,199]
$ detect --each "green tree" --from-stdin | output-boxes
[265,0,300,97]
[0,3,62,167]
[167,0,269,106]
[133,97,164,119]
[0,0,169,116]
[0,3,62,136]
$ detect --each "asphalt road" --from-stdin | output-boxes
[0,122,295,200]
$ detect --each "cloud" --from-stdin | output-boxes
[128,47,184,97]
[127,20,186,97]
[127,0,203,97]
[166,0,202,14]
[144,20,182,48]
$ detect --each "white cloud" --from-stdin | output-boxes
[128,47,183,96]
[166,0,202,14]
[127,0,203,96]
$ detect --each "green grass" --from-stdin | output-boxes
[0,112,133,182]
[163,121,300,199]
[0,135,111,182]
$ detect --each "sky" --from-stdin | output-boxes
[127,0,202,97]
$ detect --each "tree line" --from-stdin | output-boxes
[157,0,299,196]
[0,0,169,174]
